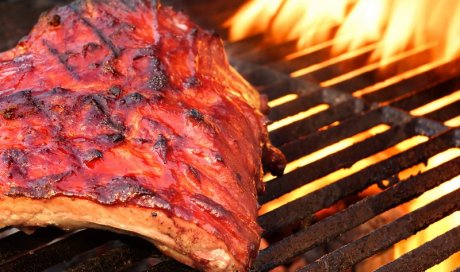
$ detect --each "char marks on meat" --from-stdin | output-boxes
[0,0,286,271]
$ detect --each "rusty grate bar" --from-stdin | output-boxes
[391,76,460,112]
[302,187,460,272]
[269,99,366,146]
[0,228,64,265]
[306,46,433,90]
[235,40,298,64]
[254,156,460,271]
[269,42,334,74]
[259,129,455,235]
[278,107,400,162]
[44,237,159,272]
[0,230,122,271]
[225,34,265,56]
[263,117,445,203]
[230,60,320,101]
[363,60,460,104]
[376,226,460,272]
[425,100,460,123]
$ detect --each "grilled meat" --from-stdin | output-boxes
[0,0,286,271]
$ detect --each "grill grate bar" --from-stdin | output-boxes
[259,129,455,235]
[315,46,434,91]
[126,259,196,272]
[263,117,441,203]
[269,42,334,74]
[0,228,65,265]
[235,40,298,65]
[119,257,165,272]
[44,236,160,272]
[302,187,460,272]
[0,229,120,271]
[278,107,394,162]
[260,77,318,100]
[425,100,460,123]
[363,60,460,104]
[269,99,366,146]
[389,76,460,112]
[376,227,460,272]
[254,156,460,271]
[268,92,327,122]
[224,34,265,56]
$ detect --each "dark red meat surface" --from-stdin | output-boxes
[0,0,285,270]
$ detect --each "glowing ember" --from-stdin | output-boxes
[267,104,329,131]
[410,89,460,116]
[226,0,460,68]
[390,148,460,271]
[259,135,428,215]
[267,93,298,108]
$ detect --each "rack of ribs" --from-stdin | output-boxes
[0,0,286,271]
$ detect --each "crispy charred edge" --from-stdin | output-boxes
[262,143,287,177]
[0,196,246,271]
[5,175,258,268]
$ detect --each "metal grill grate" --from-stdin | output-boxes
[1,1,460,271]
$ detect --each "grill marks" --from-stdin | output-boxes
[70,6,120,58]
[153,134,168,164]
[84,94,125,132]
[147,55,167,92]
[42,40,81,80]
[0,1,269,268]
[2,148,27,178]
[0,90,37,121]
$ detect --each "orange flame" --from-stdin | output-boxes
[391,148,460,271]
[227,1,460,269]
[226,0,460,66]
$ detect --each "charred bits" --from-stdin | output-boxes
[2,148,27,178]
[148,57,167,91]
[153,134,168,164]
[119,93,146,107]
[186,108,204,123]
[82,149,103,166]
[1,108,16,120]
[97,133,125,145]
[187,165,201,183]
[82,42,102,57]
[48,14,61,27]
[183,76,200,89]
[148,72,167,91]
[107,85,122,99]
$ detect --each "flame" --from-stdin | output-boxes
[226,0,460,68]
[390,148,460,271]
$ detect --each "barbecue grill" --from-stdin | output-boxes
[1,0,460,271]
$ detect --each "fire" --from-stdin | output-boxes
[228,1,460,269]
[390,148,460,271]
[226,0,460,69]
